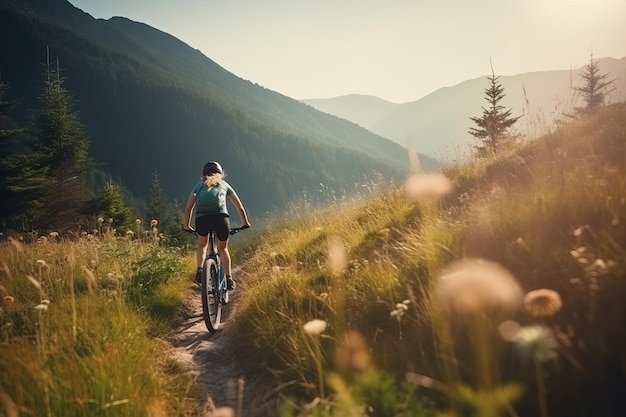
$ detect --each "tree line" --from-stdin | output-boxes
[0,59,185,242]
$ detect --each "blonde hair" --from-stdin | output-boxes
[203,172,225,187]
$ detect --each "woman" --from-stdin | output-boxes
[184,161,250,289]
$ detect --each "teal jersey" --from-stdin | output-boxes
[192,180,234,216]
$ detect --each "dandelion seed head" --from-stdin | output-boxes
[150,219,158,227]
[435,258,522,316]
[125,230,134,237]
[35,303,48,311]
[303,319,327,336]
[514,325,558,362]
[3,295,14,304]
[404,173,453,200]
[523,289,562,318]
[97,217,104,224]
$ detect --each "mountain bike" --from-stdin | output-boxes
[189,225,249,333]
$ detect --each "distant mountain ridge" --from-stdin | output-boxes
[302,57,626,161]
[0,0,441,218]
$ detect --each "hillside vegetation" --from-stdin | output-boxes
[229,103,626,416]
[0,104,625,417]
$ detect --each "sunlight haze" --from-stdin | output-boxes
[68,0,626,103]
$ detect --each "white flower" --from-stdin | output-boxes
[404,173,453,200]
[303,319,327,336]
[514,325,558,362]
[35,303,48,311]
[435,258,522,316]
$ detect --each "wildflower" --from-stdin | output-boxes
[514,325,558,362]
[107,218,113,224]
[125,230,134,237]
[303,319,327,336]
[435,258,522,316]
[150,219,158,227]
[49,231,59,240]
[337,330,369,372]
[97,217,104,224]
[35,303,48,311]
[3,295,14,304]
[37,236,48,244]
[135,219,142,225]
[523,289,562,318]
[36,259,47,267]
[404,173,453,200]
[390,300,410,320]
[41,299,50,305]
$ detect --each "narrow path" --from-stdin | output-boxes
[167,278,275,416]
[168,284,244,415]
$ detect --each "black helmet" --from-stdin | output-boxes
[202,161,223,176]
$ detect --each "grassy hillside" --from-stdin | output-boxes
[229,103,626,416]
[0,104,624,417]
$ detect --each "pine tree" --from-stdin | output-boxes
[84,178,134,232]
[0,76,48,230]
[26,57,92,229]
[469,64,521,158]
[573,53,614,117]
[146,169,166,224]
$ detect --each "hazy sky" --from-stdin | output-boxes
[68,0,626,103]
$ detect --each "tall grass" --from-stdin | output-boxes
[229,104,626,416]
[0,232,196,416]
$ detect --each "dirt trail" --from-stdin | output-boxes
[168,281,274,416]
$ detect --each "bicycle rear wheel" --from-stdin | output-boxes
[202,257,221,333]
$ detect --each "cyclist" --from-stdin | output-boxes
[183,161,251,289]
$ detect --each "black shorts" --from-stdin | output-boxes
[195,213,230,241]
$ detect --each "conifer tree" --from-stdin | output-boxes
[146,169,166,224]
[0,76,47,229]
[469,64,521,157]
[84,178,134,232]
[573,53,614,117]
[0,76,24,227]
[25,57,92,229]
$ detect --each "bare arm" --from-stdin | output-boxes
[228,192,250,227]
[183,192,196,230]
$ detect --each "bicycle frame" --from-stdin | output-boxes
[197,225,248,333]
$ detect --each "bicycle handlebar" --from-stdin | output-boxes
[229,225,250,235]
[183,225,250,236]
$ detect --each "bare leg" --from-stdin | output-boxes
[217,239,231,275]
[196,235,208,268]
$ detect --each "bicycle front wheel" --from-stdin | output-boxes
[202,257,221,333]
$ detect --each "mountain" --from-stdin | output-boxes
[0,0,441,219]
[301,94,401,130]
[302,57,626,161]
